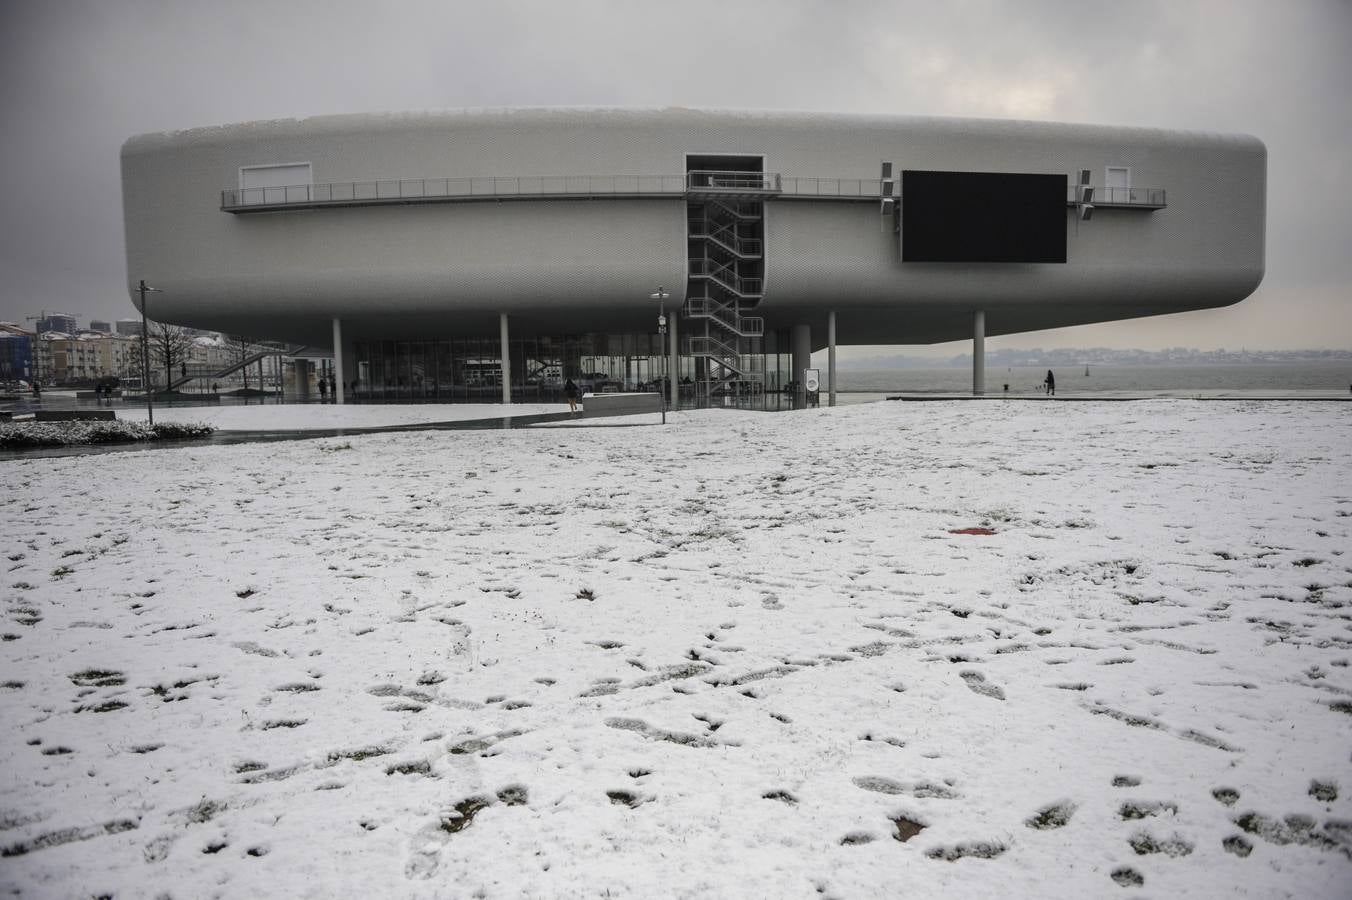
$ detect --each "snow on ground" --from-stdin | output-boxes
[2,400,1350,899]
[119,403,565,431]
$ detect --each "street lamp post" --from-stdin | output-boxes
[650,286,670,425]
[137,280,162,425]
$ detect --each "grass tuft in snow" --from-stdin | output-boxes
[1026,802,1076,830]
[440,797,491,834]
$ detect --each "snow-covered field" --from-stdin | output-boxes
[2,400,1350,898]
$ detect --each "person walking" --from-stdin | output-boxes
[318,375,327,401]
[564,378,580,415]
[1044,369,1056,396]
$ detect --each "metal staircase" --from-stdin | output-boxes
[166,342,305,390]
[684,172,769,406]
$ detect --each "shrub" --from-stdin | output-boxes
[0,420,214,448]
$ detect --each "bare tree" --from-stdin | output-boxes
[227,334,256,391]
[145,322,194,391]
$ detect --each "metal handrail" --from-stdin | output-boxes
[687,222,763,257]
[220,175,1166,210]
[685,171,781,193]
[1073,186,1166,207]
[687,259,763,296]
[685,298,765,336]
[222,174,690,209]
[778,177,881,198]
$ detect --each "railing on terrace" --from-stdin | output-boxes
[222,175,690,210]
[1083,186,1167,207]
[221,175,1165,211]
[685,171,782,193]
[777,177,883,199]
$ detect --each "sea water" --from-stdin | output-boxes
[835,362,1352,395]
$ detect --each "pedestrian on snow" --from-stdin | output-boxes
[1044,369,1056,396]
[318,376,327,400]
[564,378,580,414]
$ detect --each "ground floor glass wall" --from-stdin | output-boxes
[354,331,795,409]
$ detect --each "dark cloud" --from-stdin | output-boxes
[0,0,1347,349]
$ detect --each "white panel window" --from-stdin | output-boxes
[240,163,313,205]
[1105,167,1131,203]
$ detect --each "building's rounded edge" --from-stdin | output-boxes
[121,106,1265,155]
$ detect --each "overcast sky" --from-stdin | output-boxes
[1,0,1348,354]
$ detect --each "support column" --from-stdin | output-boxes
[668,311,679,410]
[973,309,985,396]
[293,359,308,398]
[499,313,511,405]
[828,310,837,408]
[791,323,811,411]
[332,318,345,405]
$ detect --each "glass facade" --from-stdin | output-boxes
[352,330,797,409]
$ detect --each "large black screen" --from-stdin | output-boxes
[901,170,1066,263]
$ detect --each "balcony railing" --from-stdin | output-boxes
[685,171,782,194]
[1076,186,1167,208]
[222,175,689,211]
[221,174,1165,212]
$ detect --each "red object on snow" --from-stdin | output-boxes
[948,527,997,535]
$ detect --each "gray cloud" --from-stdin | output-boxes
[0,0,1347,350]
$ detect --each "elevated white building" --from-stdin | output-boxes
[121,107,1265,406]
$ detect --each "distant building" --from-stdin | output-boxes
[89,320,112,333]
[47,334,100,382]
[115,319,143,336]
[0,327,34,383]
[93,333,139,381]
[37,313,78,335]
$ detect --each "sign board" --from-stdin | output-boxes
[803,368,820,392]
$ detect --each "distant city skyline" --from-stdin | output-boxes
[1,0,1348,354]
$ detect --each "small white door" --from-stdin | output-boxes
[1106,167,1130,203]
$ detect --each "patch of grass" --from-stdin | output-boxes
[892,816,926,842]
[187,798,226,824]
[1129,832,1193,857]
[1027,803,1075,829]
[926,841,1006,861]
[1110,867,1144,887]
[1119,801,1178,820]
[1309,780,1338,803]
[439,797,490,834]
[326,745,392,764]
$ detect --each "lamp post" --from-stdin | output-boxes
[650,286,670,425]
[137,280,162,425]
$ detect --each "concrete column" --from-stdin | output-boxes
[332,318,345,405]
[973,309,985,396]
[499,313,511,405]
[293,359,309,398]
[791,323,811,411]
[668,311,679,410]
[828,310,837,408]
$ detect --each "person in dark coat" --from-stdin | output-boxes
[564,378,580,414]
[1044,369,1056,396]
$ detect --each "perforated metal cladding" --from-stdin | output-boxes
[122,107,1264,346]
